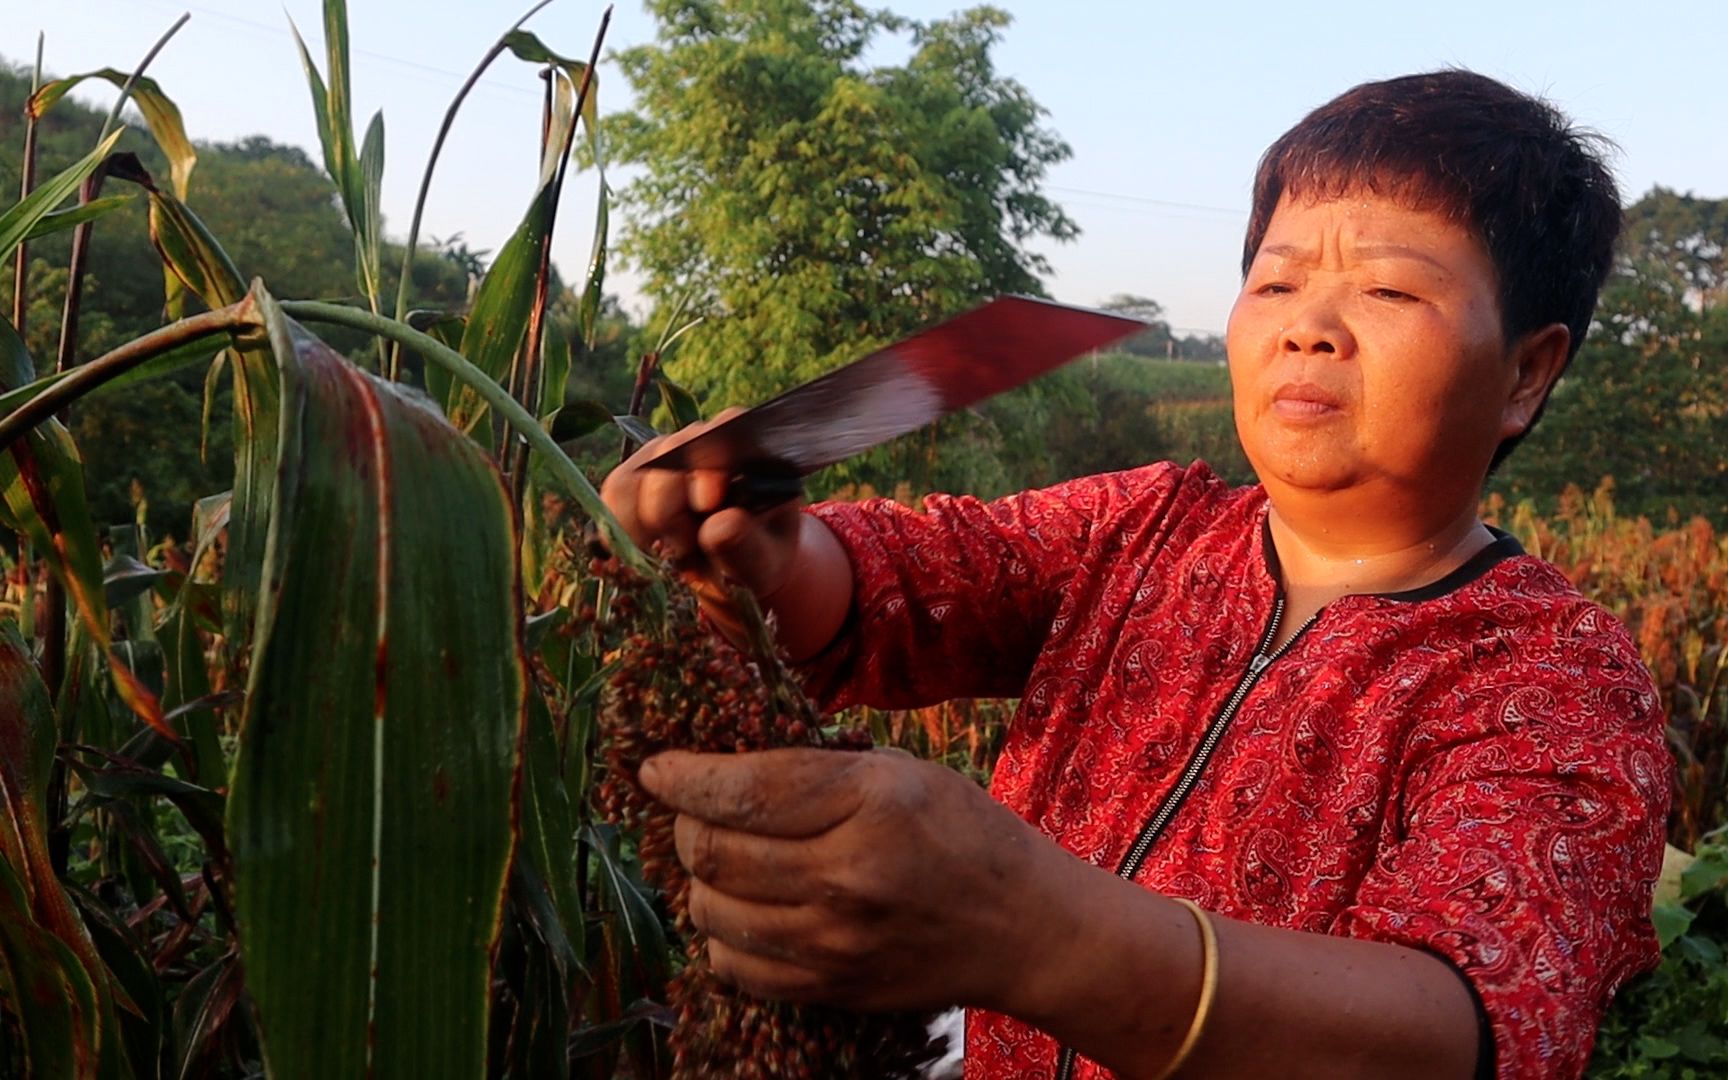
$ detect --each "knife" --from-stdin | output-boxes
[638,295,1146,510]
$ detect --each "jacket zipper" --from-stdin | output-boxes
[1053,595,1320,1080]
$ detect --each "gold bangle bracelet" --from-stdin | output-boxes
[1152,897,1220,1080]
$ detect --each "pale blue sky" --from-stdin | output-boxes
[14,1,1727,337]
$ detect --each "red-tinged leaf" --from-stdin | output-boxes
[229,288,525,1078]
[0,626,110,1078]
[0,320,168,739]
[0,857,98,1079]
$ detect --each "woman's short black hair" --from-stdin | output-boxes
[1242,70,1622,467]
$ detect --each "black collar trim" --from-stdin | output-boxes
[1258,515,1525,604]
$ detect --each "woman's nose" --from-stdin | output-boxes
[1278,296,1354,357]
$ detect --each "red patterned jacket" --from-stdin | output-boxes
[802,461,1668,1080]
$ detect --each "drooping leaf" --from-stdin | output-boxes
[548,399,615,444]
[28,69,197,198]
[114,165,277,649]
[102,554,164,610]
[229,288,526,1078]
[655,377,702,431]
[0,129,124,265]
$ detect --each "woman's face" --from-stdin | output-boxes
[1227,192,1531,511]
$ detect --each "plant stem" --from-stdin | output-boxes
[0,303,254,455]
[390,0,557,377]
[619,350,660,463]
[11,34,43,335]
[98,13,191,143]
[279,299,652,573]
[53,168,111,377]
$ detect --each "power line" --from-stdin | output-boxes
[134,0,542,99]
[1049,185,1246,217]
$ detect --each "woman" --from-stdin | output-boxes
[602,70,1667,1078]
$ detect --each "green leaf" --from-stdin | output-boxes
[656,376,702,431]
[355,110,386,303]
[102,554,164,610]
[22,195,137,242]
[1654,901,1698,950]
[1637,1034,1680,1059]
[229,289,525,1078]
[585,824,671,1009]
[549,398,615,444]
[613,415,658,447]
[0,129,124,266]
[500,32,611,354]
[123,181,277,649]
[579,187,609,350]
[288,16,342,202]
[406,310,467,412]
[541,315,573,423]
[28,69,197,199]
[1681,846,1728,901]
[449,185,556,434]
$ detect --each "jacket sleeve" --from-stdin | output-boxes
[1333,614,1671,1080]
[797,462,1193,710]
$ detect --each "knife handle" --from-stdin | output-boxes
[728,469,805,513]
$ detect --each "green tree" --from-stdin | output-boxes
[1493,188,1728,523]
[607,0,1078,493]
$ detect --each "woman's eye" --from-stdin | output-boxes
[1370,287,1415,302]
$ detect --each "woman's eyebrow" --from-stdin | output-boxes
[1259,241,1448,272]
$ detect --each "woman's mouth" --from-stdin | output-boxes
[1272,382,1345,420]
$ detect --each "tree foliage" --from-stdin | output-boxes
[607,0,1078,416]
[1494,188,1728,524]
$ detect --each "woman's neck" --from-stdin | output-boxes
[1266,502,1495,598]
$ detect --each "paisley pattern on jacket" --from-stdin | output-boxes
[803,461,1668,1080]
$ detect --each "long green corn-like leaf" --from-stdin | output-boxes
[230,288,525,1078]
[356,110,386,305]
[28,70,197,199]
[115,163,279,651]
[449,184,557,433]
[23,195,137,243]
[0,130,124,265]
[501,31,611,350]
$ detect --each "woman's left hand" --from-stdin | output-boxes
[638,747,1062,1013]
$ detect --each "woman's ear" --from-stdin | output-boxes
[1501,323,1572,440]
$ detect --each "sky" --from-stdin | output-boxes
[11,0,1728,339]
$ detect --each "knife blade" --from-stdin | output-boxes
[638,295,1146,508]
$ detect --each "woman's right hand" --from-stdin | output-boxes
[600,409,807,603]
